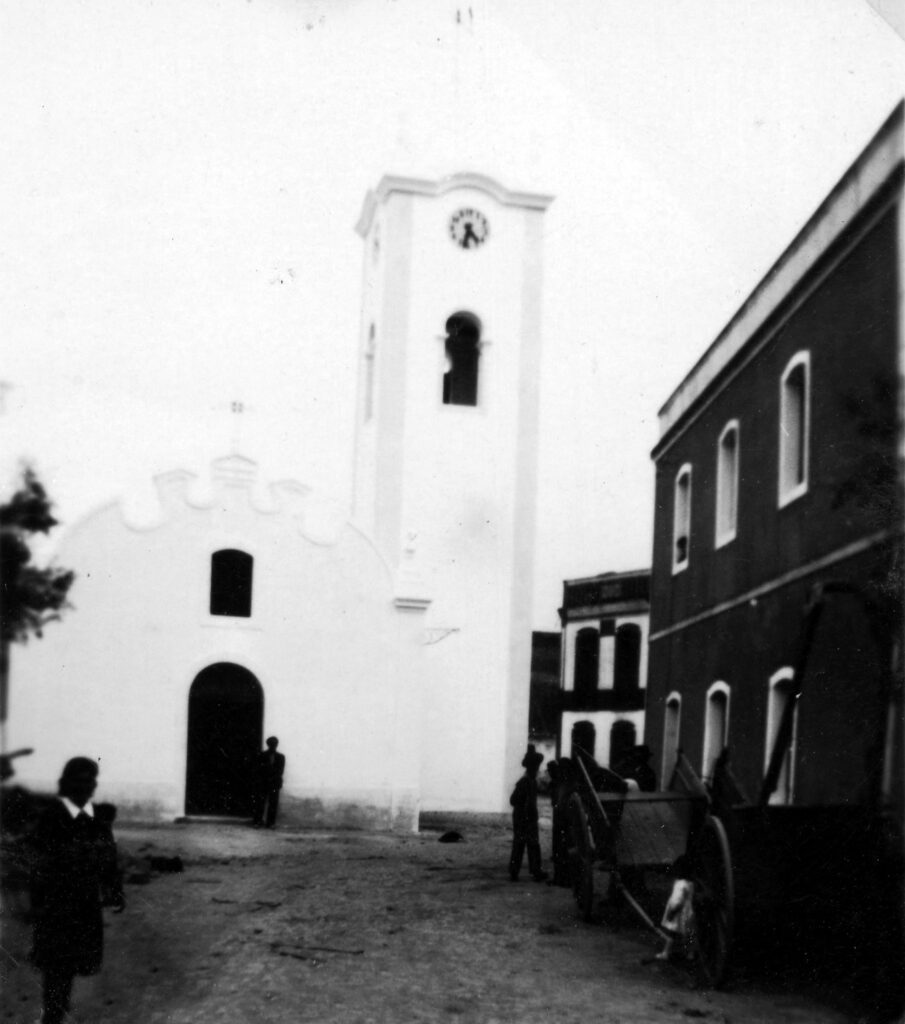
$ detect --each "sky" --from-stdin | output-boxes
[1,0,903,629]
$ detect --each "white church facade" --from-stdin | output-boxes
[9,173,552,829]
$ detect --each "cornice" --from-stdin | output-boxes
[355,172,554,237]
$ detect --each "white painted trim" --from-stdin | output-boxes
[703,681,731,781]
[652,190,899,463]
[777,351,810,509]
[765,667,798,805]
[657,104,903,439]
[649,527,899,643]
[714,420,740,548]
[662,691,682,783]
[356,172,554,236]
[672,463,692,574]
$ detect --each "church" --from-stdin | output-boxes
[8,173,553,831]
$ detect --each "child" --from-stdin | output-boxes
[657,854,695,961]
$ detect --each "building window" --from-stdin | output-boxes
[613,623,642,694]
[442,312,480,406]
[702,682,730,781]
[364,323,376,421]
[571,720,596,760]
[765,668,798,805]
[662,692,682,782]
[672,464,692,572]
[778,351,810,506]
[574,627,599,700]
[715,421,739,547]
[210,549,253,618]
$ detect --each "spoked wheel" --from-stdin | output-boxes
[567,792,595,922]
[690,814,734,989]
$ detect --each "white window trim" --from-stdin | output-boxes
[764,667,798,805]
[714,420,739,549]
[672,463,692,574]
[662,691,682,783]
[778,351,810,509]
[702,681,731,781]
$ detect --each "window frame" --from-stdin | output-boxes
[441,311,482,408]
[714,420,740,548]
[702,681,730,781]
[778,351,810,508]
[662,691,682,784]
[764,667,798,805]
[209,548,254,619]
[672,463,692,574]
[573,626,600,699]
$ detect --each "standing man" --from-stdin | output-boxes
[29,757,124,1024]
[508,745,548,882]
[252,736,285,829]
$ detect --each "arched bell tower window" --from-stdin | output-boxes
[442,312,481,407]
[210,549,254,618]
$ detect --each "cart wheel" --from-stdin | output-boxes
[567,792,595,922]
[690,814,734,989]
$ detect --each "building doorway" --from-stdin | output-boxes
[185,663,263,816]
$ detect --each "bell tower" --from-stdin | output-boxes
[354,173,553,812]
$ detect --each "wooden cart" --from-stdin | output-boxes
[566,747,734,988]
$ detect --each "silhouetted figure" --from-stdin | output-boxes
[550,757,577,886]
[29,757,124,1024]
[509,745,547,882]
[252,736,285,829]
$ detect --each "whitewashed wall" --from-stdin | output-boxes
[9,457,429,830]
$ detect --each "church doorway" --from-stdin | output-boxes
[185,663,263,817]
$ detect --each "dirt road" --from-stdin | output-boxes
[2,815,861,1024]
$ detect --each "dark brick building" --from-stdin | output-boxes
[647,103,904,814]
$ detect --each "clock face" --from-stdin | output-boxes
[449,208,489,250]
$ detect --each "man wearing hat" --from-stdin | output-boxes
[29,757,124,1024]
[508,744,548,882]
[252,736,286,829]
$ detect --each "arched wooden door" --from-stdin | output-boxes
[185,663,263,816]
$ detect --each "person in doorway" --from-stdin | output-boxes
[508,745,548,882]
[252,736,286,829]
[29,757,124,1024]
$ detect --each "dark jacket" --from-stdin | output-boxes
[256,750,286,790]
[29,800,122,975]
[510,775,540,842]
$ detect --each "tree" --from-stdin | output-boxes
[0,467,75,724]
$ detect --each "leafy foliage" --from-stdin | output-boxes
[0,468,75,644]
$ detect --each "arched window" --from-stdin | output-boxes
[673,464,692,572]
[210,549,254,618]
[571,720,596,760]
[715,421,739,546]
[703,682,730,781]
[662,692,682,783]
[765,668,798,805]
[779,352,810,506]
[442,312,481,407]
[609,719,636,772]
[613,623,642,694]
[364,323,376,421]
[574,627,599,700]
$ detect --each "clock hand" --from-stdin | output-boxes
[462,223,479,248]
